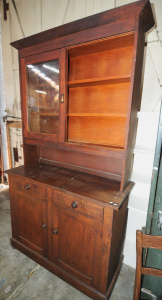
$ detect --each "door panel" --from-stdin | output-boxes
[21,49,66,143]
[14,190,47,256]
[49,204,102,284]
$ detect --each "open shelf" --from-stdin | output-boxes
[68,116,126,147]
[68,75,131,87]
[67,113,127,117]
[67,32,134,150]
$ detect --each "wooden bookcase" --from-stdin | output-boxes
[7,1,154,299]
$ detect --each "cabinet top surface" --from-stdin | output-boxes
[11,0,154,50]
[7,162,134,209]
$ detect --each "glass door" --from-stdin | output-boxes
[26,59,60,135]
[21,49,66,142]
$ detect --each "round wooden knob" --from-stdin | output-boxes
[71,202,78,209]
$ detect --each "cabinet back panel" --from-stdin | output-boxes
[68,116,126,147]
[69,46,133,81]
[40,147,122,178]
[68,82,130,114]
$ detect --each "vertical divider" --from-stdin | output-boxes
[59,48,68,142]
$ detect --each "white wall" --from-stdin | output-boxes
[0,0,162,268]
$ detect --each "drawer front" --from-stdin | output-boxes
[53,190,104,220]
[13,176,46,200]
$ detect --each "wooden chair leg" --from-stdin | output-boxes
[133,230,143,300]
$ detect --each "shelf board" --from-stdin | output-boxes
[30,112,59,116]
[68,75,131,87]
[67,113,127,117]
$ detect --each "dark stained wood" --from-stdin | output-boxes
[107,197,129,287]
[53,189,104,220]
[19,19,135,59]
[8,2,155,299]
[133,230,162,300]
[13,175,46,199]
[24,137,124,157]
[6,162,134,209]
[121,19,146,191]
[40,147,123,181]
[11,188,47,257]
[11,0,153,50]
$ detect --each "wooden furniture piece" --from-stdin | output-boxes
[7,1,154,299]
[133,230,162,300]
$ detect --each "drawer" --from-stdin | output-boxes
[13,176,46,200]
[53,190,104,220]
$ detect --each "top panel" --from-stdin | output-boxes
[10,0,154,50]
[6,162,134,209]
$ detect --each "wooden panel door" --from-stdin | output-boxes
[48,204,103,287]
[13,190,48,257]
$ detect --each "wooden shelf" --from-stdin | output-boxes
[67,113,127,117]
[31,112,59,116]
[68,75,131,87]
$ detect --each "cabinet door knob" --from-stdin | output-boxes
[41,223,47,229]
[24,185,30,190]
[52,229,58,235]
[71,202,78,209]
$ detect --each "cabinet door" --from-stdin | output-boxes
[48,204,103,286]
[21,48,66,142]
[13,190,47,257]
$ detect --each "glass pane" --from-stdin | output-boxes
[26,59,59,134]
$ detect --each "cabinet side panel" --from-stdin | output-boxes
[23,144,40,165]
[107,197,129,288]
[8,175,18,239]
[121,20,146,191]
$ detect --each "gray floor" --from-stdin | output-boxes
[0,187,135,300]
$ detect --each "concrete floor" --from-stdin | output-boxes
[0,187,135,300]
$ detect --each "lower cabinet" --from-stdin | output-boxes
[11,189,48,257]
[48,204,103,286]
[9,174,130,300]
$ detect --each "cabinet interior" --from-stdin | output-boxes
[67,32,134,149]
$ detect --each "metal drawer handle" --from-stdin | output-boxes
[24,185,30,190]
[41,223,47,229]
[52,229,58,235]
[71,202,78,209]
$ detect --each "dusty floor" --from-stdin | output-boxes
[0,187,135,300]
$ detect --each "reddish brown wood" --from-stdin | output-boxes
[53,189,104,220]
[40,147,123,180]
[107,197,129,287]
[133,230,162,300]
[68,82,130,114]
[11,0,153,50]
[69,46,133,82]
[19,20,135,59]
[8,2,155,299]
[11,188,47,256]
[121,18,146,191]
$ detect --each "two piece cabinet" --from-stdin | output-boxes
[7,1,154,299]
